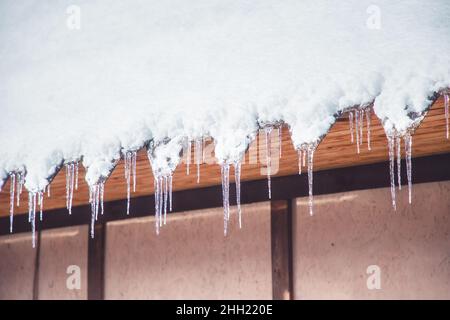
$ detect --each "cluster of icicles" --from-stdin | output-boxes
[2,91,449,247]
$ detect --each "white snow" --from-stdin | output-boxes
[0,0,449,195]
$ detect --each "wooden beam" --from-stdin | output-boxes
[0,153,449,236]
[271,200,293,300]
[87,223,106,300]
[0,97,449,216]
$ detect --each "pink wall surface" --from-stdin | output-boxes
[293,181,450,299]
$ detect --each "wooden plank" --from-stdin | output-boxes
[0,96,449,216]
[271,200,293,300]
[87,223,105,300]
[1,152,449,236]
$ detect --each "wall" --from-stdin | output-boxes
[104,202,272,299]
[292,181,450,299]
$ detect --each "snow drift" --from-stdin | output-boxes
[0,1,449,223]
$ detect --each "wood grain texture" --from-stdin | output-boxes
[1,96,449,217]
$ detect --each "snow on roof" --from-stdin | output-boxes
[1,0,449,194]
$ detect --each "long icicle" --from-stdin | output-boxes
[186,139,191,175]
[221,163,230,236]
[396,136,402,190]
[28,192,37,248]
[125,152,131,215]
[17,173,24,207]
[195,138,202,183]
[366,108,372,151]
[359,110,364,145]
[164,176,168,225]
[355,110,360,154]
[38,191,44,221]
[278,127,282,158]
[9,173,16,233]
[298,149,302,175]
[265,127,272,199]
[168,174,173,212]
[387,133,397,211]
[234,161,242,229]
[445,92,449,139]
[307,144,316,216]
[405,133,413,204]
[154,177,160,235]
[349,111,354,143]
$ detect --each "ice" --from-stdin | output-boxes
[349,112,354,143]
[124,151,137,215]
[38,191,44,221]
[65,163,77,215]
[28,192,37,248]
[47,183,51,197]
[264,127,273,199]
[234,161,242,229]
[169,174,173,212]
[396,136,402,190]
[404,133,413,204]
[278,127,282,158]
[221,163,230,236]
[355,110,360,154]
[445,92,449,139]
[297,149,303,175]
[366,108,372,151]
[9,173,16,233]
[89,182,104,238]
[387,133,397,211]
[307,143,317,216]
[195,138,202,183]
[186,139,192,176]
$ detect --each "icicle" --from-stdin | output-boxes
[307,144,316,216]
[186,139,192,175]
[221,163,230,236]
[298,149,302,175]
[158,177,163,228]
[405,133,413,204]
[396,136,401,190]
[278,127,282,158]
[163,176,168,225]
[264,127,272,199]
[125,152,131,215]
[387,134,397,211]
[28,192,37,248]
[132,151,137,192]
[169,174,173,212]
[445,93,449,139]
[355,110,360,154]
[100,182,104,216]
[38,191,44,221]
[359,110,364,145]
[75,162,79,190]
[302,149,306,167]
[349,112,354,143]
[47,184,51,198]
[16,173,24,207]
[65,163,76,215]
[234,162,242,229]
[154,177,160,235]
[195,138,202,183]
[9,173,16,233]
[89,184,101,238]
[366,108,372,151]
